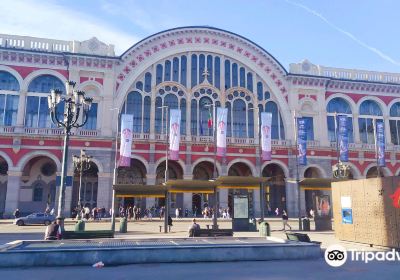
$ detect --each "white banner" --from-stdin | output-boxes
[118,114,133,167]
[261,112,272,161]
[216,107,228,157]
[169,109,181,160]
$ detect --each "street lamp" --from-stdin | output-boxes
[72,149,92,213]
[48,81,93,219]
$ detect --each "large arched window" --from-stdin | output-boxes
[358,100,383,144]
[26,75,65,128]
[389,102,400,145]
[232,99,247,138]
[83,103,98,130]
[191,99,197,135]
[326,97,354,142]
[124,91,142,133]
[265,101,285,140]
[0,71,19,126]
[0,71,20,91]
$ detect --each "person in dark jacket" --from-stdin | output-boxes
[44,217,63,240]
[13,208,20,219]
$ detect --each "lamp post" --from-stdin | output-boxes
[48,81,93,219]
[249,107,265,221]
[110,107,120,232]
[293,111,302,230]
[72,149,92,212]
[159,105,170,233]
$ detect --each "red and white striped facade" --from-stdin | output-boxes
[1,26,400,218]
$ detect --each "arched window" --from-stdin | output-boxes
[224,60,231,89]
[239,67,245,88]
[173,57,179,82]
[155,97,162,133]
[358,100,383,144]
[180,99,186,135]
[164,60,171,81]
[83,103,98,130]
[26,75,65,128]
[257,82,263,101]
[125,91,142,133]
[248,103,254,138]
[389,102,400,145]
[136,81,143,91]
[246,73,253,92]
[0,71,20,91]
[180,55,187,87]
[199,54,205,83]
[326,97,354,142]
[207,55,213,84]
[28,75,64,93]
[143,96,151,133]
[232,99,246,137]
[199,96,213,136]
[265,101,285,140]
[191,99,197,135]
[191,54,197,87]
[214,57,220,89]
[232,63,238,87]
[144,73,152,93]
[156,64,163,85]
[226,102,232,137]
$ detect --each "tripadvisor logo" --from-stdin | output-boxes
[325,244,400,267]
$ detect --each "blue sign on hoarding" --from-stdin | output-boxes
[376,121,385,167]
[338,115,349,162]
[297,118,307,166]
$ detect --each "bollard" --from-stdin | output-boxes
[119,217,127,233]
[75,220,85,231]
[259,222,270,237]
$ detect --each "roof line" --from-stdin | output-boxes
[119,26,288,75]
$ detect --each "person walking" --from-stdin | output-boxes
[188,218,200,237]
[281,210,292,231]
[13,208,20,219]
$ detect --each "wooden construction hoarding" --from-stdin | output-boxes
[332,177,400,248]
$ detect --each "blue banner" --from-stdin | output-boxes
[337,115,349,162]
[297,118,307,166]
[376,121,385,167]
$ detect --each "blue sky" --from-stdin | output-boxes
[1,0,399,73]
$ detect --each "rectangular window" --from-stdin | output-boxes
[303,117,314,140]
[0,94,5,125]
[25,96,39,127]
[33,187,43,202]
[83,103,98,130]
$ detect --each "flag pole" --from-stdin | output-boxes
[111,108,120,232]
[293,110,302,230]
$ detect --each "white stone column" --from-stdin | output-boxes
[97,172,113,210]
[146,174,156,207]
[16,90,27,127]
[182,174,192,210]
[4,170,22,217]
[285,180,298,217]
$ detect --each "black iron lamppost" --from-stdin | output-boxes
[72,149,92,212]
[48,81,93,218]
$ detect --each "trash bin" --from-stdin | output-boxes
[259,221,270,236]
[75,220,85,231]
[302,217,310,231]
[119,217,127,233]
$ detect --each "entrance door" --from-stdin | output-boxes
[192,193,201,217]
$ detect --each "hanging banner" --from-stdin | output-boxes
[119,114,134,167]
[337,115,349,162]
[216,107,228,157]
[297,118,307,166]
[376,120,385,167]
[261,112,272,161]
[169,109,181,160]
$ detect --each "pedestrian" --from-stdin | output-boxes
[44,216,63,240]
[281,210,292,231]
[167,215,173,232]
[188,218,200,237]
[13,208,20,219]
[275,207,279,216]
[175,208,179,219]
[309,208,315,219]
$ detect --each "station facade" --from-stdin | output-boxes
[1,26,399,218]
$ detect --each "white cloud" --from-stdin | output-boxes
[0,0,140,54]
